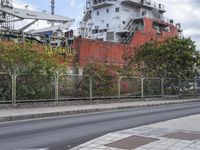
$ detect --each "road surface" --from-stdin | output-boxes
[1,102,200,150]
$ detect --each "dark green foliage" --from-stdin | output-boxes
[83,63,119,97]
[0,74,12,102]
[0,43,64,102]
[16,74,55,101]
[58,75,90,99]
[124,37,200,79]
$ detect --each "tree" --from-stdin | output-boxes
[83,63,119,97]
[0,42,65,74]
[0,42,67,101]
[124,37,200,79]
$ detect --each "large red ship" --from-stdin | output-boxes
[69,0,182,68]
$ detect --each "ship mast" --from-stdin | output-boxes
[51,0,55,26]
[51,0,55,15]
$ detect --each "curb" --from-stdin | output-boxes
[0,99,200,122]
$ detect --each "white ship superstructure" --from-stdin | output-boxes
[80,0,167,43]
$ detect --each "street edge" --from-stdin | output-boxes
[0,99,200,122]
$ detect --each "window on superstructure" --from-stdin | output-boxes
[115,7,119,12]
[92,30,95,34]
[91,29,98,34]
[103,29,107,32]
[106,8,109,13]
[93,0,97,5]
[142,10,146,16]
[97,11,99,16]
[106,24,109,28]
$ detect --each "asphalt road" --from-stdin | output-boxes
[1,102,200,150]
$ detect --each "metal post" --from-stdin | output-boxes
[89,77,93,101]
[194,77,196,95]
[178,78,181,97]
[12,74,17,104]
[161,77,164,97]
[55,72,59,102]
[118,77,122,99]
[141,77,144,99]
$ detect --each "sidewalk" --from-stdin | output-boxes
[0,98,200,122]
[72,114,200,150]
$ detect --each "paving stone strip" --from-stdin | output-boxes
[71,126,200,150]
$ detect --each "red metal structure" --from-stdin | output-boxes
[72,18,179,66]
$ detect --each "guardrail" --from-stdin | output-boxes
[0,72,200,104]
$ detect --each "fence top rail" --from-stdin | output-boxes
[144,77,162,80]
[164,78,178,80]
[0,72,199,80]
[0,72,10,75]
[120,76,141,80]
[59,73,89,78]
[17,73,52,75]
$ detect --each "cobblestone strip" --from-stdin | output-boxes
[71,127,200,150]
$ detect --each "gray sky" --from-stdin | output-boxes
[159,0,200,49]
[15,0,200,49]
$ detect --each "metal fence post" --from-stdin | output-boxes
[178,78,181,97]
[161,77,164,97]
[89,77,93,101]
[55,72,59,102]
[141,77,144,99]
[194,77,196,95]
[11,74,17,104]
[118,77,122,99]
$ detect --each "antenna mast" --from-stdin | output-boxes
[51,0,55,15]
[51,0,55,26]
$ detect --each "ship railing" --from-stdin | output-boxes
[123,0,165,12]
[141,0,165,12]
[163,17,176,25]
[92,0,115,6]
[122,0,165,12]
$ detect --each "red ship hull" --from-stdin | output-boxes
[72,18,179,66]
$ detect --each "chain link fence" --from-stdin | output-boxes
[1,72,200,104]
[92,76,118,98]
[179,78,200,96]
[119,77,141,98]
[16,73,55,102]
[163,78,179,95]
[0,73,12,103]
[143,77,162,97]
[58,74,90,100]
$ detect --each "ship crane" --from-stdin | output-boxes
[0,0,74,41]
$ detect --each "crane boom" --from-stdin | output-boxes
[0,0,75,44]
[0,3,72,23]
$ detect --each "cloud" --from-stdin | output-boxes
[68,0,76,8]
[13,0,37,10]
[158,0,200,49]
